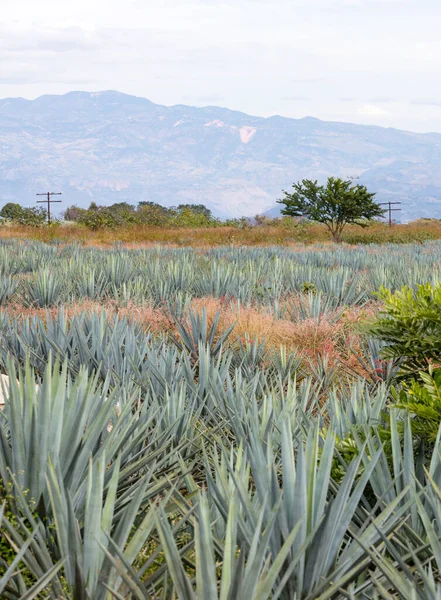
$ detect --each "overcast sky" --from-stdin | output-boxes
[1,0,441,132]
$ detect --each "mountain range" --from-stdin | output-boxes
[1,90,441,220]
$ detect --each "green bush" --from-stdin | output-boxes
[367,282,441,377]
[19,207,48,226]
[393,367,441,443]
[77,203,119,229]
[0,203,47,226]
[70,200,220,229]
[0,202,24,220]
[368,281,441,443]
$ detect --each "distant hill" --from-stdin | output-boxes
[1,90,441,220]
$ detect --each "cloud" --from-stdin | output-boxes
[0,26,101,54]
[291,77,325,83]
[1,0,441,132]
[282,96,312,102]
[195,95,225,103]
[357,104,390,117]
[368,97,395,103]
[0,75,96,85]
[411,99,441,108]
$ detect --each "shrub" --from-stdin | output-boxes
[72,201,219,229]
[367,282,441,377]
[63,204,86,221]
[0,203,47,227]
[0,202,24,220]
[393,366,441,443]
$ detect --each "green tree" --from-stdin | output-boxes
[277,177,384,242]
[73,202,137,229]
[78,206,118,230]
[172,207,216,227]
[21,207,48,226]
[137,201,172,226]
[63,205,86,222]
[176,203,212,219]
[0,203,24,220]
[0,203,48,226]
[108,202,138,225]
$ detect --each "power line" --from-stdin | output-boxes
[380,201,401,227]
[36,192,62,225]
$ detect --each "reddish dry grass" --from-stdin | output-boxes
[3,299,172,333]
[190,297,377,374]
[2,295,378,379]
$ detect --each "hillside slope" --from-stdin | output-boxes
[1,90,441,219]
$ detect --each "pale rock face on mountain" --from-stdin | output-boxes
[1,90,441,220]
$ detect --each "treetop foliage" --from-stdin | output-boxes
[277,177,385,242]
[0,202,47,226]
[63,201,217,229]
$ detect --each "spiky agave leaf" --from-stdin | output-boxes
[45,452,164,600]
[0,502,65,600]
[153,491,302,600]
[22,268,66,308]
[0,354,184,525]
[203,422,414,599]
[170,308,235,361]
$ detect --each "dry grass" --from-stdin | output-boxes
[190,297,377,375]
[3,295,378,379]
[2,220,441,247]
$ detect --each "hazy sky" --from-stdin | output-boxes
[1,0,441,132]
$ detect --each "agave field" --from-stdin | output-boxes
[1,239,441,598]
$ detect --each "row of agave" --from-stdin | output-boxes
[0,303,440,598]
[0,241,440,311]
[0,307,394,390]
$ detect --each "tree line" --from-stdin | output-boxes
[63,201,219,229]
[0,177,386,241]
[0,201,222,229]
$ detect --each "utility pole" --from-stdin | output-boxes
[36,192,62,225]
[380,201,401,227]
